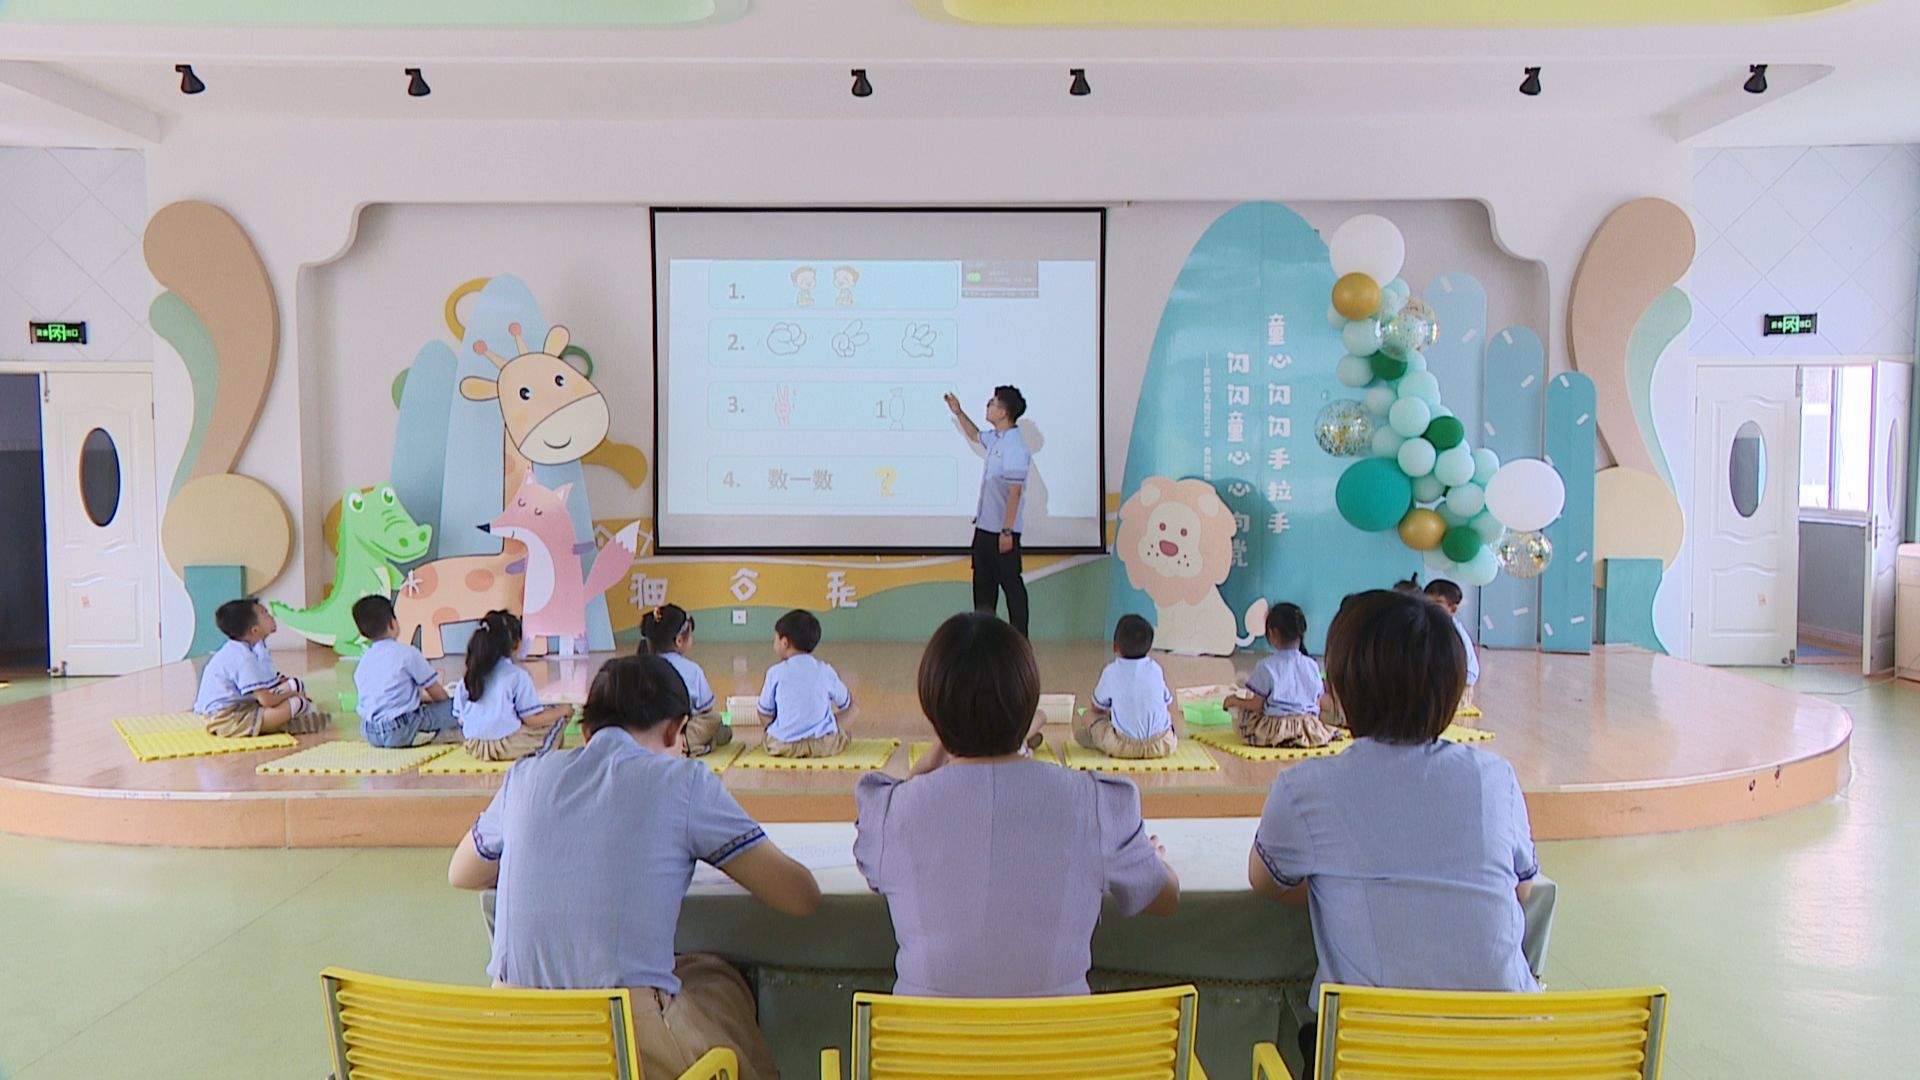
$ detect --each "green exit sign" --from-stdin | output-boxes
[1763,313,1817,336]
[29,321,87,344]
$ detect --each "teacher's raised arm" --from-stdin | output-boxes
[943,391,982,443]
[965,386,1031,637]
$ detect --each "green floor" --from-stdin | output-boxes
[0,667,1911,1079]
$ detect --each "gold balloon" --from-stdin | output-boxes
[1331,273,1382,321]
[1398,507,1448,551]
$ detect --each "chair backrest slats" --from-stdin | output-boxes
[851,986,1200,1080]
[321,968,641,1080]
[1319,985,1668,1080]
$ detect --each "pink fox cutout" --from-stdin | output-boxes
[484,470,640,657]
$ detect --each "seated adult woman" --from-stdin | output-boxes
[854,611,1180,998]
[449,654,820,1080]
[1247,589,1540,1074]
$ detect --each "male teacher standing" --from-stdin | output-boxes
[944,387,1030,637]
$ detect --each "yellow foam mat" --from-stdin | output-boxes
[734,738,900,771]
[1457,703,1484,718]
[698,741,746,774]
[113,713,297,763]
[417,748,516,775]
[907,740,1058,767]
[256,741,455,775]
[1189,727,1353,762]
[1057,739,1221,773]
[1441,723,1496,743]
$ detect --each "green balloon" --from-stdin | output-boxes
[1369,352,1410,382]
[1425,414,1465,451]
[1336,457,1415,533]
[1442,526,1484,563]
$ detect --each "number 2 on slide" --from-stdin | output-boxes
[726,333,744,352]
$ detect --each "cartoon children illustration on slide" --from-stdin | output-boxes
[834,265,859,306]
[792,266,817,307]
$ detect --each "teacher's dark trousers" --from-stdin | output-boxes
[971,528,1029,637]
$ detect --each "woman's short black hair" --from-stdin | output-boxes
[918,611,1040,758]
[993,385,1027,422]
[1324,589,1464,745]
[580,655,692,739]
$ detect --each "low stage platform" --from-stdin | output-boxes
[0,642,1850,848]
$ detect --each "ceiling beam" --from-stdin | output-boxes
[1673,62,1832,142]
[0,60,163,143]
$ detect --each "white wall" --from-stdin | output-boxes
[1690,146,1919,358]
[145,113,1689,653]
[0,147,150,363]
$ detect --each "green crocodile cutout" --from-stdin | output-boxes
[270,485,431,656]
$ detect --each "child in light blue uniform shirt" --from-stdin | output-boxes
[194,599,327,737]
[351,595,456,748]
[454,610,571,761]
[640,604,732,757]
[756,609,856,758]
[1227,603,1342,748]
[1424,579,1480,708]
[1075,614,1178,759]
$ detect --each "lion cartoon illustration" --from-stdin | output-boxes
[1116,476,1266,656]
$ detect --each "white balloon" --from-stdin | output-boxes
[1397,437,1437,478]
[1372,427,1407,459]
[1388,397,1433,438]
[1326,304,1348,329]
[1329,214,1407,285]
[1425,548,1457,573]
[1364,385,1397,416]
[1485,458,1567,532]
[1412,475,1446,504]
[1433,446,1477,488]
[1403,351,1428,372]
[1336,354,1375,388]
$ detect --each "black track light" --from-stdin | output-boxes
[1069,68,1091,97]
[850,68,872,98]
[1744,64,1768,94]
[175,64,204,95]
[405,67,431,98]
[1518,66,1542,97]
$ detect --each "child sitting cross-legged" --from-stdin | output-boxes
[756,609,857,758]
[1225,603,1343,748]
[194,599,329,738]
[639,604,731,757]
[1072,614,1179,759]
[352,594,457,748]
[454,610,573,761]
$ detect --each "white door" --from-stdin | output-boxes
[1690,366,1801,666]
[1864,361,1911,674]
[41,373,161,675]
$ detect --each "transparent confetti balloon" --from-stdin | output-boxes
[1494,528,1554,579]
[1315,399,1377,458]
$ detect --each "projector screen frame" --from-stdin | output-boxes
[648,205,1109,557]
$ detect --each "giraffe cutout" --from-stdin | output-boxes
[396,322,617,657]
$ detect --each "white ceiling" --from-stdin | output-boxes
[0,0,1914,146]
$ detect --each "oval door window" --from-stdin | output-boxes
[79,427,120,527]
[1730,420,1765,518]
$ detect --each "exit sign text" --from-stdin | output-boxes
[1763,313,1817,336]
[29,321,87,345]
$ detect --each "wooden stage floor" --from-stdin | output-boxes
[0,642,1851,848]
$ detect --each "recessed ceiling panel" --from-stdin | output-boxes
[0,0,741,27]
[924,0,1851,26]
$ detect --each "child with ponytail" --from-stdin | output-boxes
[639,604,732,756]
[454,610,572,761]
[1225,602,1343,748]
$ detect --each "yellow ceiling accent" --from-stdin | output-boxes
[925,0,1853,26]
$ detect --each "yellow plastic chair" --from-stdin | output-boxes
[819,984,1208,1079]
[319,966,738,1079]
[1252,984,1669,1080]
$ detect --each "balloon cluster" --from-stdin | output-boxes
[1319,215,1567,586]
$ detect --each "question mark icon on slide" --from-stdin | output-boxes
[876,467,898,498]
